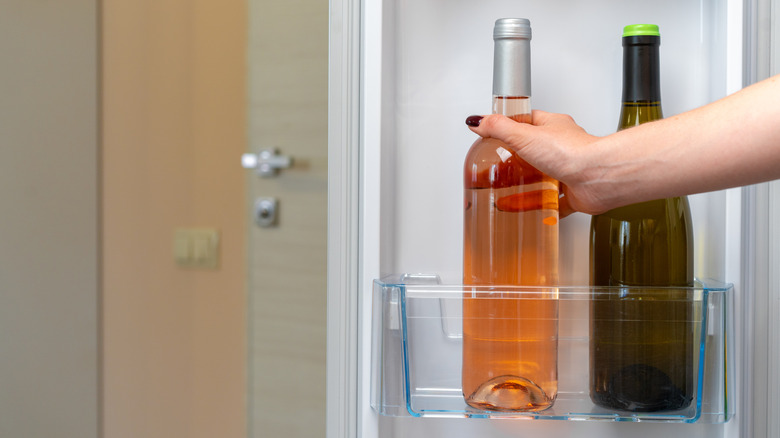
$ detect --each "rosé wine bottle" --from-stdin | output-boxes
[462,18,559,412]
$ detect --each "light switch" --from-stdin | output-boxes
[174,232,191,264]
[173,228,219,269]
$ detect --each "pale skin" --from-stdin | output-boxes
[466,74,780,217]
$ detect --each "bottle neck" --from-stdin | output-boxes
[492,34,532,122]
[492,96,532,122]
[619,35,662,129]
[621,35,661,103]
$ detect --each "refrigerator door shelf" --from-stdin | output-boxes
[370,274,734,423]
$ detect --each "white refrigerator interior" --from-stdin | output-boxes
[351,0,753,437]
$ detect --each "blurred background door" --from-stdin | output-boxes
[103,0,329,437]
[103,0,329,436]
[245,0,329,436]
[1,0,326,437]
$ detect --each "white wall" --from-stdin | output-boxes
[0,1,99,437]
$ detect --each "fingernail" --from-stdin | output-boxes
[465,115,483,127]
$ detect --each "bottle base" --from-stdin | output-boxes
[465,375,554,412]
[590,364,692,412]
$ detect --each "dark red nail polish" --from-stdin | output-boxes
[465,115,483,127]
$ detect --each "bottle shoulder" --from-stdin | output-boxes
[617,103,663,129]
[464,137,514,162]
[593,197,691,222]
[464,137,551,189]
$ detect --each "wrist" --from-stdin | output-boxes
[561,135,624,214]
[583,123,672,212]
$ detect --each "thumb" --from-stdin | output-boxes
[465,114,535,149]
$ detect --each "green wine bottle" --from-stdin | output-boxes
[589,24,695,412]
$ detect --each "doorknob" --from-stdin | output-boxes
[242,148,293,177]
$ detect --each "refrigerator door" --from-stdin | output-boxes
[327,0,777,437]
[740,2,780,436]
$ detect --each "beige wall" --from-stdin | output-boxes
[102,1,246,437]
[0,1,99,436]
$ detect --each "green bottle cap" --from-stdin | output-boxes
[622,24,660,37]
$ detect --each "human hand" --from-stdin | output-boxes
[466,110,608,216]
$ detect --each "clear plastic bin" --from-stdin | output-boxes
[371,274,734,422]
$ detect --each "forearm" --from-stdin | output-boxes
[583,74,780,210]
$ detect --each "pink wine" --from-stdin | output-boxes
[462,21,560,412]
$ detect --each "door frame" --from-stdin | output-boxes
[326,0,362,437]
[740,1,780,437]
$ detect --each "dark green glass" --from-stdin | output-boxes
[589,26,695,412]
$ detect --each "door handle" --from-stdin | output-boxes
[242,148,293,177]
